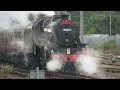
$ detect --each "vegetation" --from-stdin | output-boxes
[68,11,120,35]
[96,40,120,51]
[0,64,13,79]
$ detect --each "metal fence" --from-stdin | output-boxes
[116,34,120,46]
[83,34,120,47]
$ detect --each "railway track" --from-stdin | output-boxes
[10,68,29,79]
[0,65,29,79]
[45,72,99,79]
[84,51,120,79]
[0,50,120,79]
[99,51,120,73]
[100,64,120,73]
[12,70,28,77]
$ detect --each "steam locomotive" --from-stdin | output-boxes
[27,14,87,73]
[0,14,87,74]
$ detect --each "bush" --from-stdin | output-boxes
[103,40,117,50]
[96,40,120,51]
[0,64,13,78]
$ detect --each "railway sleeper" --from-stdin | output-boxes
[105,69,120,73]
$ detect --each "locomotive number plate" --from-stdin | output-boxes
[67,48,70,54]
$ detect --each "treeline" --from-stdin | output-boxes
[68,11,120,35]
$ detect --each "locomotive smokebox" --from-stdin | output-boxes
[54,16,79,46]
[61,14,70,20]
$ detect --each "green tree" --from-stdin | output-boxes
[68,11,120,35]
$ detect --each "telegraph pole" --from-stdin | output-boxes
[80,11,84,43]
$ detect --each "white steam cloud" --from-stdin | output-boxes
[46,55,63,72]
[11,39,30,66]
[75,47,106,78]
[75,55,98,74]
[11,40,24,52]
[0,11,55,31]
[11,39,30,53]
[0,11,55,67]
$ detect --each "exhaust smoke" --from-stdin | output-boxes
[11,39,30,66]
[0,11,55,31]
[75,55,98,75]
[46,55,63,72]
[75,47,106,78]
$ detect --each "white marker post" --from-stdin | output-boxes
[36,67,40,79]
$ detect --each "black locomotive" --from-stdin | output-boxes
[0,14,87,74]
[29,14,87,73]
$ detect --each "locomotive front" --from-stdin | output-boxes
[49,14,82,62]
[46,14,86,74]
[54,14,79,46]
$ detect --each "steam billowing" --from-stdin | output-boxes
[75,55,99,75]
[0,11,55,31]
[0,11,55,66]
[46,46,106,78]
[11,40,24,53]
[46,55,63,72]
[34,32,56,51]
[11,39,30,54]
[11,39,30,66]
[0,12,107,78]
[75,47,106,78]
[75,47,100,75]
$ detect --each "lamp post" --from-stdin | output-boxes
[110,11,112,36]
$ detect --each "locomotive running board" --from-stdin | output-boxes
[80,43,87,48]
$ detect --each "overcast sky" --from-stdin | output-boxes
[0,11,55,29]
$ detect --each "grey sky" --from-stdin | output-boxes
[0,11,55,29]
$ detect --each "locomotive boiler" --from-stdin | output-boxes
[27,14,87,73]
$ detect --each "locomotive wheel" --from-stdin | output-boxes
[64,61,77,75]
